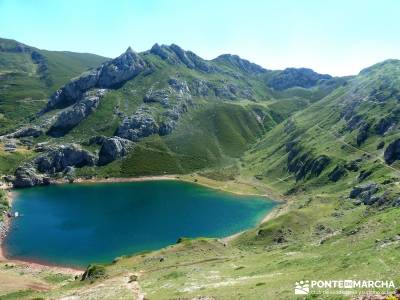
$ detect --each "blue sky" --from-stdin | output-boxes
[0,0,399,75]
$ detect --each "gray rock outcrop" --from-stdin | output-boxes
[34,144,97,173]
[191,79,211,97]
[286,142,331,180]
[42,47,147,112]
[143,89,170,106]
[268,68,332,90]
[150,43,215,73]
[98,137,132,165]
[356,123,370,146]
[384,139,400,164]
[47,89,107,137]
[349,183,380,205]
[116,107,159,141]
[213,54,267,75]
[328,165,347,182]
[7,126,44,138]
[13,164,50,188]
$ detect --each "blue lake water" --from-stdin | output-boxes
[3,180,275,267]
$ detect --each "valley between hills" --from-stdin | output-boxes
[0,37,400,299]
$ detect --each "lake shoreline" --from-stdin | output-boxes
[0,190,83,274]
[55,174,284,200]
[0,188,14,261]
[63,174,286,225]
[0,174,285,271]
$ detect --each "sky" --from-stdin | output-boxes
[0,0,399,76]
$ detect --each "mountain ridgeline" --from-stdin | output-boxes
[0,38,345,187]
[1,38,400,299]
[1,38,400,208]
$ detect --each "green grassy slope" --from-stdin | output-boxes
[0,38,108,134]
[23,59,398,300]
[1,41,400,299]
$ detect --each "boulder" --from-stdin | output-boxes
[98,137,132,165]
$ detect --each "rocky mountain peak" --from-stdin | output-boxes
[125,46,134,53]
[42,46,147,113]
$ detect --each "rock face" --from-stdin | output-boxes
[384,139,400,164]
[375,117,396,135]
[356,123,370,145]
[374,108,400,135]
[268,68,332,90]
[286,142,331,180]
[150,43,215,73]
[143,88,170,106]
[116,107,159,141]
[191,79,211,97]
[349,183,384,205]
[47,89,107,137]
[34,144,97,173]
[13,164,50,188]
[116,76,191,141]
[328,165,347,182]
[349,183,379,199]
[98,137,132,165]
[43,47,146,112]
[213,54,267,75]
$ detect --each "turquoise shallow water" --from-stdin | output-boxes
[4,180,275,267]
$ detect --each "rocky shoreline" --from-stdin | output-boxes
[0,189,13,261]
[0,217,10,260]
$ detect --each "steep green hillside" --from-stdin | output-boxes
[0,40,344,187]
[0,38,108,134]
[0,40,399,299]
[242,59,400,197]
